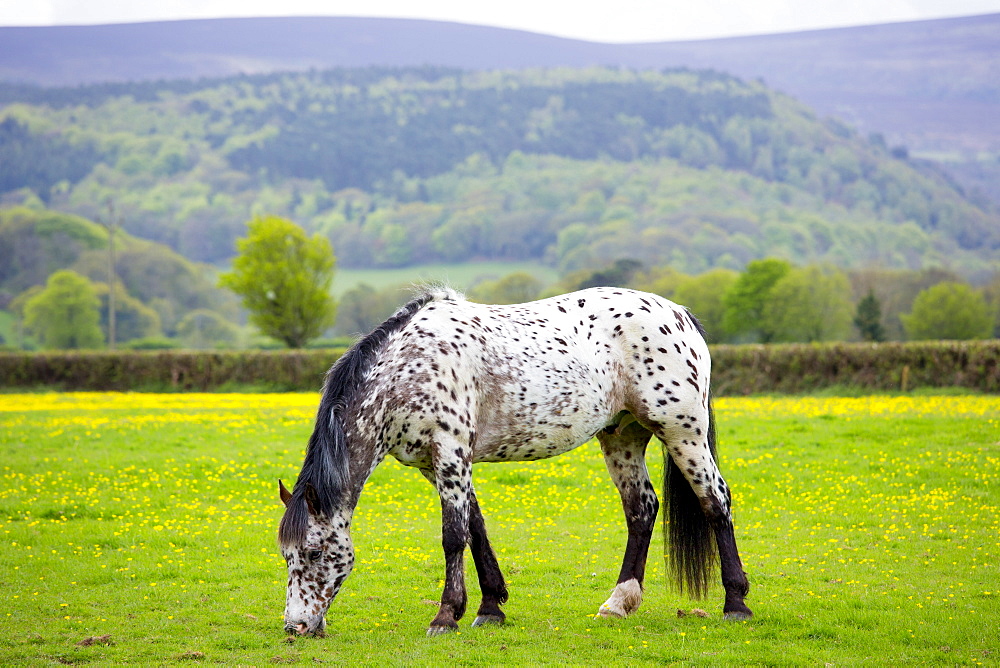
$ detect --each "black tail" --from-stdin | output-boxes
[663,397,719,599]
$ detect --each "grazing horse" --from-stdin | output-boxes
[278,287,751,636]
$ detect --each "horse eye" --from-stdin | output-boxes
[307,549,323,562]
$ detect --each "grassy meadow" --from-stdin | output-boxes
[1,393,998,666]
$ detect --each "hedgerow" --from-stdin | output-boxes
[0,341,997,393]
[0,349,346,392]
[710,340,1000,394]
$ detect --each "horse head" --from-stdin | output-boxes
[278,479,354,636]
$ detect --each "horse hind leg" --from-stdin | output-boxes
[711,491,752,620]
[596,416,657,618]
[468,490,508,627]
[655,410,752,620]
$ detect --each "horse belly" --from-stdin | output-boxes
[473,422,594,463]
[472,384,610,463]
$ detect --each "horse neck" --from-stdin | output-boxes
[327,506,355,531]
[342,425,387,509]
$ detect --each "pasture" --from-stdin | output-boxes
[1,393,997,665]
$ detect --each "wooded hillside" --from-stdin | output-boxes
[0,207,236,341]
[1,67,996,277]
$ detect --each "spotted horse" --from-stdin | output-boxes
[278,287,752,636]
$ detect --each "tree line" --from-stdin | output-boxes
[5,214,997,352]
[338,256,999,346]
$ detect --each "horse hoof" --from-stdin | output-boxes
[597,607,625,619]
[472,614,505,627]
[426,625,457,637]
[723,610,753,621]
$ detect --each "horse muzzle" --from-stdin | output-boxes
[284,618,325,636]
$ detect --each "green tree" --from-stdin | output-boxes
[631,265,686,300]
[574,259,644,290]
[22,270,104,349]
[176,309,240,349]
[671,268,739,343]
[901,282,993,341]
[96,282,162,343]
[853,289,886,342]
[722,258,792,343]
[984,270,1000,338]
[849,267,962,341]
[430,207,492,262]
[762,265,854,342]
[219,215,336,348]
[374,223,413,267]
[334,283,407,337]
[469,272,543,305]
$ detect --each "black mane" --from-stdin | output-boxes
[279,289,457,546]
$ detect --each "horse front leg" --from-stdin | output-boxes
[596,418,657,618]
[425,444,473,636]
[468,490,508,627]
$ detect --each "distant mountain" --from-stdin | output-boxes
[1,14,998,157]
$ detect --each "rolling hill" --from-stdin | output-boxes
[1,13,998,161]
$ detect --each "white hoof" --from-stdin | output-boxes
[598,578,643,618]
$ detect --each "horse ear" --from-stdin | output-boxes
[304,482,320,515]
[278,479,292,507]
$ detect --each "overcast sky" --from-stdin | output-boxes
[2,0,999,42]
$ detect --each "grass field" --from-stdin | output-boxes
[1,393,998,665]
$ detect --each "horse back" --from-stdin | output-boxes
[359,288,711,466]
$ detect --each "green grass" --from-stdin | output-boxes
[332,261,559,296]
[1,394,998,665]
